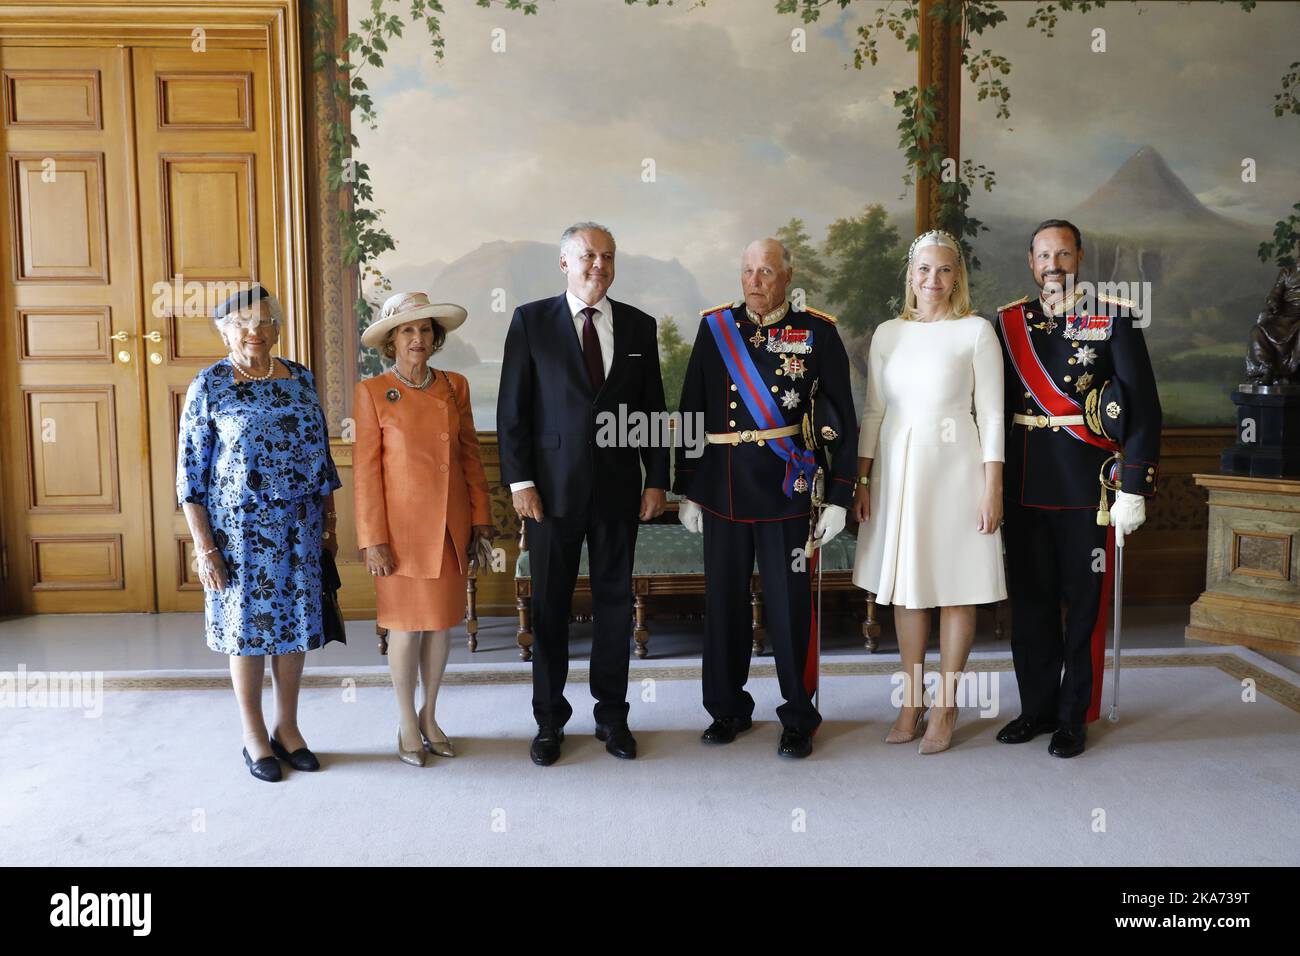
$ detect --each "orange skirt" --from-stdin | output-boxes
[375,531,466,632]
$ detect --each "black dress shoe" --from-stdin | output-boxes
[700,716,753,745]
[996,714,1058,744]
[595,723,637,760]
[270,736,321,772]
[1048,725,1087,758]
[530,727,564,766]
[778,728,813,759]
[242,747,282,782]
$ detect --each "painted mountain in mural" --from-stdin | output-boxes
[1068,145,1253,236]
[384,239,705,368]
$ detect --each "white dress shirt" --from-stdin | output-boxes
[510,292,615,494]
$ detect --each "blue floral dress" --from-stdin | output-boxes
[176,358,342,655]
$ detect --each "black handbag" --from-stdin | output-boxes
[318,547,347,647]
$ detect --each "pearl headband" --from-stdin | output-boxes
[907,229,961,262]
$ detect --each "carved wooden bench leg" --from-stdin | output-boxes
[465,571,479,652]
[633,588,649,659]
[863,593,880,653]
[515,580,534,662]
[751,579,766,656]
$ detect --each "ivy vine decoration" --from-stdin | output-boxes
[308,0,540,355]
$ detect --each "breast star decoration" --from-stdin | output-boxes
[1074,371,1094,395]
[780,354,807,380]
[781,388,801,410]
[1072,344,1097,367]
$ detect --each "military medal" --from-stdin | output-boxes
[780,388,801,410]
[1074,371,1094,395]
[780,354,807,380]
[767,327,812,354]
[748,328,765,348]
[1028,311,1058,334]
[1065,313,1113,341]
[385,388,401,403]
[793,475,809,493]
[1073,344,1097,367]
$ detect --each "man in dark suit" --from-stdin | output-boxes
[497,222,670,766]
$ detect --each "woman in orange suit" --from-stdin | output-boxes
[354,292,494,767]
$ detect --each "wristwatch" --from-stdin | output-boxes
[856,476,871,487]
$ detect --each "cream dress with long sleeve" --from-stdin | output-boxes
[852,315,1007,609]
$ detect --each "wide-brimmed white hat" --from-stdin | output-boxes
[361,291,467,349]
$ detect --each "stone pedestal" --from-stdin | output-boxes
[1186,474,1300,656]
[1220,384,1300,478]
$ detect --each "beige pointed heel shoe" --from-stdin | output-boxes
[398,727,426,767]
[420,717,456,758]
[885,706,928,744]
[918,707,957,755]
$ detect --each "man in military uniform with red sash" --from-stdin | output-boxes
[995,219,1161,758]
[674,238,858,758]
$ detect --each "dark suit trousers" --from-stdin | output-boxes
[526,500,637,729]
[701,510,821,735]
[1003,501,1114,727]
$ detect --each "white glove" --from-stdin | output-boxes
[812,504,847,550]
[678,498,703,534]
[1110,490,1146,546]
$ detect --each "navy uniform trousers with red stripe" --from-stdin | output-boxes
[701,510,820,736]
[1002,501,1115,727]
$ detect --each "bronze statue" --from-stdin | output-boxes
[1246,268,1300,386]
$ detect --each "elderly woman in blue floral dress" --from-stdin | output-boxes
[177,285,342,783]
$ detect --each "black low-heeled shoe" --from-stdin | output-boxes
[270,736,321,772]
[242,747,282,782]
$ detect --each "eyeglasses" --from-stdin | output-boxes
[221,316,279,331]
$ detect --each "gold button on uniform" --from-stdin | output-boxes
[729,420,736,427]
[757,439,765,446]
[1024,391,1031,398]
[730,384,737,392]
[1063,376,1072,383]
[729,401,737,409]
[775,369,783,376]
[771,385,778,393]
[1068,358,1077,365]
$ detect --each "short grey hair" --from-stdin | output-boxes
[560,221,615,252]
[742,238,792,270]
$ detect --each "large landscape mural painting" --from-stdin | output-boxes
[355,0,1300,428]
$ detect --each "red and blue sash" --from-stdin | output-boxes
[706,308,818,497]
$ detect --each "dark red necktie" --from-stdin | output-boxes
[580,306,605,390]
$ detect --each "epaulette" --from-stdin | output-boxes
[997,295,1030,313]
[1097,293,1136,311]
[699,300,739,317]
[804,306,837,324]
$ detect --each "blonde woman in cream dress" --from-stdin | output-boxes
[851,230,1006,755]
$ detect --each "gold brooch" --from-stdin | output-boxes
[385,388,401,403]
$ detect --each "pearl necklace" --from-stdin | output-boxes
[393,364,432,390]
[229,354,276,381]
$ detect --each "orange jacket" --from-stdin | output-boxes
[353,369,491,578]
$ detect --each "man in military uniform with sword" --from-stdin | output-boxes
[994,219,1162,758]
[674,238,858,759]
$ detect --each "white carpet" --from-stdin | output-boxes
[3,647,1298,866]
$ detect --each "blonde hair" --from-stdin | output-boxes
[898,230,975,321]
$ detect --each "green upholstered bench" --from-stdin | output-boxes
[511,520,880,662]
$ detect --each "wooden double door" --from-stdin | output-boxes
[0,19,303,613]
